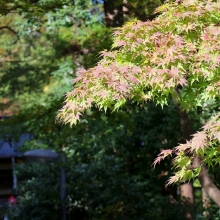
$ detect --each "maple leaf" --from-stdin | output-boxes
[169,67,179,79]
[166,46,176,57]
[165,80,175,89]
[179,77,188,87]
[212,121,220,129]
[193,11,202,17]
[199,53,212,63]
[182,23,196,33]
[181,11,193,18]
[213,132,220,142]
[112,30,121,37]
[130,21,144,31]
[125,33,134,38]
[213,55,220,66]
[191,131,207,152]
[86,98,93,106]
[152,149,173,168]
[202,122,212,131]
[100,51,115,58]
[205,4,214,11]
[114,40,127,47]
[132,66,142,74]
[176,53,187,61]
[182,0,198,6]
[151,32,162,41]
[118,66,129,73]
[152,76,164,85]
[175,141,191,153]
[201,32,212,41]
[75,112,82,121]
[165,175,178,187]
[75,68,86,77]
[207,26,220,36]
[152,156,164,168]
[130,76,139,84]
[117,82,130,93]
[100,90,109,99]
[77,89,86,98]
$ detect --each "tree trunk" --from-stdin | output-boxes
[178,110,194,220]
[202,188,210,217]
[173,88,194,219]
[192,156,220,207]
[103,0,124,27]
[198,165,220,207]
[180,183,194,220]
[174,89,220,217]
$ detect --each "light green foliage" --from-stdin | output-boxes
[0,0,102,114]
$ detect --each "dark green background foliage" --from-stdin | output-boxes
[7,103,187,220]
[1,0,220,219]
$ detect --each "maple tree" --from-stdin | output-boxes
[2,1,190,219]
[58,0,220,208]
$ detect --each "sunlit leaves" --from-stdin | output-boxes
[58,0,220,125]
[191,131,207,152]
[154,112,220,185]
[58,0,220,188]
[152,149,173,168]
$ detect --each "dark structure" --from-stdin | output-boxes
[0,142,22,205]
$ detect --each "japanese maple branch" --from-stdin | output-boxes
[194,157,220,207]
[174,88,220,208]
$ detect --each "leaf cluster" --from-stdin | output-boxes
[155,112,220,185]
[58,0,220,125]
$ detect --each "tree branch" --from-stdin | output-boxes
[174,88,220,209]
[0,26,19,43]
[122,2,160,21]
[194,157,220,207]
[0,26,17,34]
